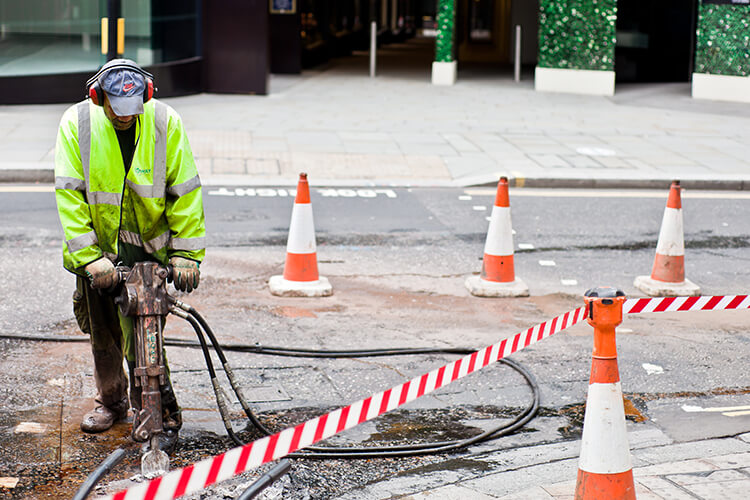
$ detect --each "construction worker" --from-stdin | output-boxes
[54,59,205,452]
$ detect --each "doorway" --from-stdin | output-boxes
[615,0,698,82]
[457,0,512,64]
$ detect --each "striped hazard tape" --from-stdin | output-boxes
[625,294,749,314]
[106,294,748,500]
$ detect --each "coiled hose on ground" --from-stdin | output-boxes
[169,298,540,458]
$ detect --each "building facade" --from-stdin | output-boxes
[0,0,268,103]
[531,0,749,101]
[0,0,747,104]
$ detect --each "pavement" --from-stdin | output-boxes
[354,432,750,499]
[1,38,750,191]
[2,39,749,499]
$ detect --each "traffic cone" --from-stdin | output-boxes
[575,287,635,500]
[269,173,332,297]
[634,180,700,296]
[465,176,528,297]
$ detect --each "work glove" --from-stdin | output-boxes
[84,257,118,289]
[169,256,200,293]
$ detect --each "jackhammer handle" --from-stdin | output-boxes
[114,265,130,283]
[110,264,171,285]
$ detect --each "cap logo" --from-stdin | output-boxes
[123,82,134,92]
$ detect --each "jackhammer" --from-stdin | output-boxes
[111,260,267,476]
[74,260,296,496]
[114,261,173,476]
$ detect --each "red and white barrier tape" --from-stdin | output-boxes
[107,294,749,500]
[107,306,589,500]
[625,294,749,314]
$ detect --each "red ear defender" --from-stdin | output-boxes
[86,60,154,105]
[143,78,154,103]
[88,81,102,105]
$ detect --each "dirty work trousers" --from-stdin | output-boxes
[73,275,181,430]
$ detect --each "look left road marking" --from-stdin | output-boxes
[208,187,398,198]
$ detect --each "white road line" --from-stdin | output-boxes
[0,185,54,192]
[682,404,750,413]
[464,188,750,199]
[539,260,556,266]
[724,410,750,417]
[3,184,748,200]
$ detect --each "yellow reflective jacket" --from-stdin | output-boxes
[54,99,206,274]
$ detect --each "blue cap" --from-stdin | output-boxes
[100,67,146,116]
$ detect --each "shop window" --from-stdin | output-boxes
[0,0,199,77]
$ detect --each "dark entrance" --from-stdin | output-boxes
[615,0,698,82]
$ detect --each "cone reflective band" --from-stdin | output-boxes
[269,173,332,297]
[575,288,635,500]
[652,181,684,282]
[634,180,699,296]
[483,178,514,282]
[466,177,528,297]
[283,176,317,282]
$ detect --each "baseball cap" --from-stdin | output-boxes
[100,67,146,116]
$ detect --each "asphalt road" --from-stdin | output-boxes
[0,184,748,499]
[1,184,748,297]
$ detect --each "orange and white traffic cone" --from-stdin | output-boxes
[269,173,332,297]
[575,287,635,500]
[465,176,528,297]
[634,180,699,296]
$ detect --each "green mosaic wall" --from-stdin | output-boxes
[435,0,456,63]
[538,0,617,71]
[695,4,750,77]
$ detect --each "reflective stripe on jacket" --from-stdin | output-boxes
[54,99,206,274]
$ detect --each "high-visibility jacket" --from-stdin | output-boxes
[54,99,206,274]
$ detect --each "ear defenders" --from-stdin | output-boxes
[85,59,155,106]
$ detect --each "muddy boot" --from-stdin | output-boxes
[81,397,129,433]
[84,348,129,433]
